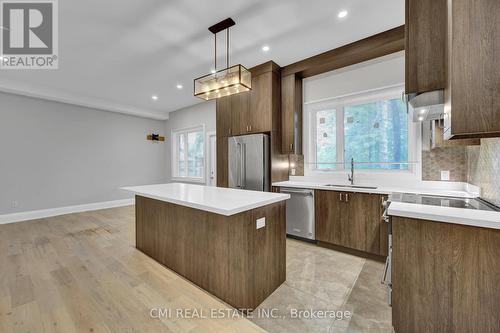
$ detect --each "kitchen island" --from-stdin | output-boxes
[122,183,290,310]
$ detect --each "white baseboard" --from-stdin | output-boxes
[0,198,135,225]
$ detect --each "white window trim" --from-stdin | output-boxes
[171,125,206,184]
[303,85,421,178]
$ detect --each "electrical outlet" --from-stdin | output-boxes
[256,217,266,229]
[441,170,450,181]
[11,200,18,208]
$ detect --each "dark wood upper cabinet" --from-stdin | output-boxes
[230,91,250,136]
[406,0,499,139]
[430,120,480,149]
[248,72,274,134]
[444,0,500,139]
[215,62,279,136]
[281,74,303,154]
[216,96,231,137]
[405,0,447,94]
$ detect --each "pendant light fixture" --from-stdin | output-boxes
[194,18,251,100]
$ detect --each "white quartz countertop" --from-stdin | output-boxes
[272,180,477,198]
[122,183,290,216]
[388,202,500,230]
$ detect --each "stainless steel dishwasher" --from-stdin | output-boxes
[280,188,315,240]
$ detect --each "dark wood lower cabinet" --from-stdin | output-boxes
[347,192,383,253]
[315,190,344,245]
[392,217,500,333]
[315,190,387,256]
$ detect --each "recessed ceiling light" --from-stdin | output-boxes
[211,69,216,74]
[176,84,183,89]
[338,10,348,18]
[262,45,270,52]
[151,95,159,101]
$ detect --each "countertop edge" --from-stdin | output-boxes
[272,181,476,198]
[273,182,390,195]
[125,190,290,216]
[388,202,500,230]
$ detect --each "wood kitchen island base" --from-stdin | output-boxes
[135,195,286,310]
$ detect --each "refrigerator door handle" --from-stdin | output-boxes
[241,143,246,189]
[236,142,241,188]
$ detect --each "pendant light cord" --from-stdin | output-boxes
[213,26,231,72]
[226,28,229,68]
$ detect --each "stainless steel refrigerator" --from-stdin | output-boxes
[228,134,270,191]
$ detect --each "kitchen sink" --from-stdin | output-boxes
[323,184,378,190]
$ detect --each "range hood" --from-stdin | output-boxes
[407,89,444,122]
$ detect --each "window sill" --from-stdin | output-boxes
[309,168,414,174]
[308,168,416,175]
[171,176,205,184]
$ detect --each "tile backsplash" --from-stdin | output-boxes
[288,154,304,176]
[422,146,467,182]
[466,138,500,206]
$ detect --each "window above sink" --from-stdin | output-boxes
[304,85,420,176]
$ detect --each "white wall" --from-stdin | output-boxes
[0,92,167,215]
[303,51,405,103]
[165,101,216,184]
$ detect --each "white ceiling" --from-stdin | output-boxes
[0,0,404,120]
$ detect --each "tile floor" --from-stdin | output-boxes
[249,239,392,333]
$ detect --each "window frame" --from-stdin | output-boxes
[304,85,420,176]
[171,125,206,184]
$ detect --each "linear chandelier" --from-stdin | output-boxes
[194,18,251,100]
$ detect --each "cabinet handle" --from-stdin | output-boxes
[249,125,252,132]
[339,193,343,201]
[346,194,349,202]
[290,143,293,152]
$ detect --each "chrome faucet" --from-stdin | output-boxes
[348,158,354,185]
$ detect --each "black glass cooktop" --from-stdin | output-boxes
[389,193,500,212]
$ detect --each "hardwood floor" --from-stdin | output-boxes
[0,206,264,333]
[0,206,392,333]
